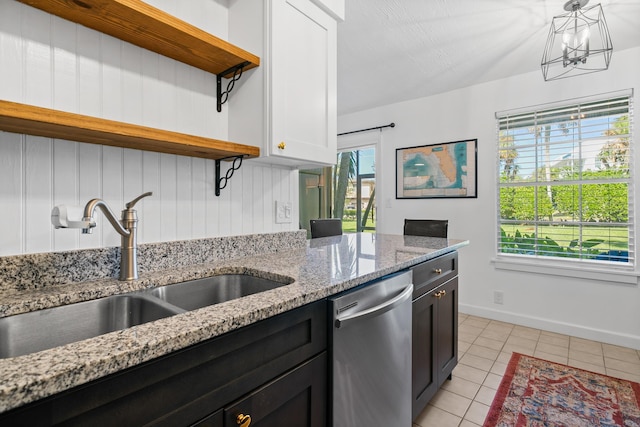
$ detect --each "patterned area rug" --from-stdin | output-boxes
[484,352,640,427]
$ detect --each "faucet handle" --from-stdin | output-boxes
[125,192,153,209]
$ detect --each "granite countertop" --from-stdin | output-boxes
[0,232,468,413]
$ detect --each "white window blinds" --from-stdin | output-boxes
[496,92,634,267]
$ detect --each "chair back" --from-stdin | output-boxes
[310,219,343,238]
[403,219,448,238]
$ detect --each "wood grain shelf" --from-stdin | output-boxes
[0,100,260,160]
[17,0,260,78]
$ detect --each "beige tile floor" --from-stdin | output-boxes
[413,313,640,427]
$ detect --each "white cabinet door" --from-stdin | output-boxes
[269,0,337,166]
[229,0,338,168]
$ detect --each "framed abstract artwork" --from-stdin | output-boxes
[396,139,477,199]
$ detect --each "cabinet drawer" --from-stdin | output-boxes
[411,251,458,299]
[224,353,327,427]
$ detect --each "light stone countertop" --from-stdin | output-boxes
[0,232,468,413]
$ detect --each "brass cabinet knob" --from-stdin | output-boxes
[433,289,447,298]
[434,268,442,274]
[277,142,286,150]
[237,414,251,427]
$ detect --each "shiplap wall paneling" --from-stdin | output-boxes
[204,158,220,238]
[23,6,51,107]
[0,134,23,256]
[24,136,52,254]
[0,138,300,254]
[52,15,76,114]
[52,139,78,252]
[78,143,102,250]
[176,155,193,239]
[78,27,101,117]
[217,160,233,237]
[252,164,268,233]
[102,146,124,248]
[0,0,300,256]
[121,43,143,126]
[242,162,255,235]
[190,157,207,240]
[160,153,178,242]
[0,2,23,101]
[141,151,161,244]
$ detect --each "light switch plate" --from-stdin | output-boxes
[275,201,292,224]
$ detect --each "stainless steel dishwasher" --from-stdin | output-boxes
[330,270,413,427]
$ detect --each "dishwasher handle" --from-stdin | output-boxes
[335,283,413,329]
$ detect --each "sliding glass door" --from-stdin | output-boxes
[300,147,375,236]
[340,148,375,233]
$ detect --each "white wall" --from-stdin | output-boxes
[0,1,299,256]
[339,47,640,349]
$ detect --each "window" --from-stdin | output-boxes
[496,93,633,267]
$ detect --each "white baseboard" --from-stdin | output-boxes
[459,303,640,350]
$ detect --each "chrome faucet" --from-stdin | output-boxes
[81,192,153,281]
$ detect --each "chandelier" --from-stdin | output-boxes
[541,0,613,81]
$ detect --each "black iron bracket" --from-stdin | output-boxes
[217,61,251,112]
[215,155,246,196]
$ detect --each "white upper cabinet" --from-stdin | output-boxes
[229,0,340,168]
[310,0,345,21]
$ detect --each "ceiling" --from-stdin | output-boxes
[337,0,640,116]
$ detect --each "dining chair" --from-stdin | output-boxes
[310,218,343,238]
[403,219,448,238]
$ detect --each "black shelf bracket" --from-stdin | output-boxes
[215,155,246,196]
[217,61,251,112]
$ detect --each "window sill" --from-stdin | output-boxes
[491,256,639,285]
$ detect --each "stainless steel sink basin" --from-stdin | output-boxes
[0,273,291,358]
[0,294,184,358]
[146,274,291,311]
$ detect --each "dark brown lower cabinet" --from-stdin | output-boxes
[411,251,459,420]
[223,353,326,427]
[194,353,326,427]
[0,300,327,427]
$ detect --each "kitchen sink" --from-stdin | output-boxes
[145,274,292,311]
[0,273,292,358]
[0,294,184,359]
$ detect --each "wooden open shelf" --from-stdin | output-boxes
[0,100,260,160]
[17,0,260,78]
